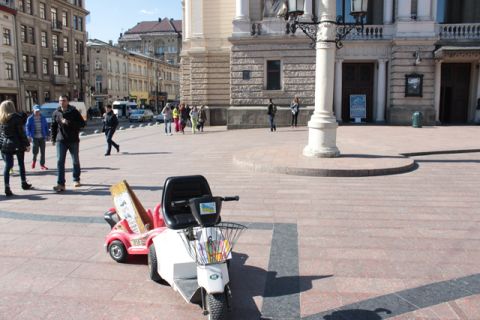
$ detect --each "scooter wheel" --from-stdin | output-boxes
[206,293,227,320]
[108,240,127,263]
[148,244,162,282]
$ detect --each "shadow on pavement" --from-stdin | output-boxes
[121,152,172,155]
[322,308,392,320]
[230,253,332,319]
[414,159,480,163]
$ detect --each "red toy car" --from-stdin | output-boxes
[104,203,167,263]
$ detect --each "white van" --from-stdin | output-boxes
[40,101,88,124]
[112,101,137,118]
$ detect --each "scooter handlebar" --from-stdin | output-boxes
[223,196,240,202]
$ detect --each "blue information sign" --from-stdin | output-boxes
[349,94,366,120]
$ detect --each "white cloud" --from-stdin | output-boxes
[140,8,159,15]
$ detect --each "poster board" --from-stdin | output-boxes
[110,181,150,234]
[349,94,367,123]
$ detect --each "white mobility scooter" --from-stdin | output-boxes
[148,175,247,320]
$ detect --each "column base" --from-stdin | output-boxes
[303,115,340,158]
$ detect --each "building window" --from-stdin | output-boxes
[29,56,36,74]
[53,60,59,75]
[64,62,69,77]
[62,11,68,27]
[116,61,120,73]
[63,37,69,52]
[52,34,58,50]
[108,59,112,72]
[28,27,35,44]
[95,75,102,92]
[266,60,281,90]
[75,64,79,78]
[39,2,46,19]
[5,63,13,80]
[74,39,79,53]
[108,77,112,90]
[123,62,127,73]
[73,16,83,31]
[42,58,49,75]
[44,91,50,102]
[20,25,27,43]
[95,60,102,70]
[25,0,32,14]
[22,55,28,73]
[41,31,48,47]
[51,8,58,24]
[3,28,11,46]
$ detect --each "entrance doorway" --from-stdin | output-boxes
[342,63,374,122]
[440,63,471,124]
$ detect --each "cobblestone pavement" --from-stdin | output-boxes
[0,125,479,320]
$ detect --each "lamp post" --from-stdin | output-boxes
[286,0,368,158]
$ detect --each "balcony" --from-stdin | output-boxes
[51,20,62,32]
[53,74,68,85]
[438,23,480,40]
[0,0,15,9]
[53,47,64,57]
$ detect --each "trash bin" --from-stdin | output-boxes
[412,111,423,128]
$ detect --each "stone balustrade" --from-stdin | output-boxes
[438,23,480,40]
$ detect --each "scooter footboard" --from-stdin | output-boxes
[197,263,229,294]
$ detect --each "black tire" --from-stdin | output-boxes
[148,244,162,282]
[108,240,127,263]
[207,293,227,320]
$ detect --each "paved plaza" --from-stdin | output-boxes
[0,124,480,319]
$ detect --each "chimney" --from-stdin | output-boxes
[158,18,162,22]
[120,33,123,38]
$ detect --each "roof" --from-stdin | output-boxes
[124,18,182,35]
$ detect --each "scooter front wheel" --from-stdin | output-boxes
[206,293,227,320]
[148,244,162,282]
[108,240,127,263]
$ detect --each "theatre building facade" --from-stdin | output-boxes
[181,0,480,127]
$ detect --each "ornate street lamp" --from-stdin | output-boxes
[286,0,368,48]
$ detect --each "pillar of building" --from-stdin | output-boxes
[475,61,480,123]
[302,0,313,20]
[184,0,191,40]
[376,59,387,122]
[417,0,432,20]
[191,0,203,38]
[397,0,412,21]
[334,59,343,122]
[434,60,442,123]
[303,0,340,158]
[383,0,393,24]
[233,0,251,36]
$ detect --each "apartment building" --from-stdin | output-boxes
[182,0,480,126]
[15,0,88,111]
[0,0,19,105]
[118,17,182,65]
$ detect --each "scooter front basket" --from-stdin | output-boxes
[179,222,247,265]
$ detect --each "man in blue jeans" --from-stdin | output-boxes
[51,95,85,192]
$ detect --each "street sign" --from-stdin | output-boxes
[349,94,366,123]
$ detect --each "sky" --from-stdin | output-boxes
[85,0,182,44]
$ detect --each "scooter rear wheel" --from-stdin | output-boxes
[206,293,227,320]
[148,244,162,282]
[108,240,127,263]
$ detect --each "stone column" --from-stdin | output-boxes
[376,59,387,122]
[434,60,442,123]
[383,0,393,24]
[417,0,432,20]
[234,0,250,20]
[334,59,343,122]
[233,0,251,36]
[184,0,191,40]
[303,0,340,158]
[475,62,480,123]
[191,0,203,38]
[397,0,412,21]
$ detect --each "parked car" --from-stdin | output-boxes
[129,109,154,122]
[153,113,164,123]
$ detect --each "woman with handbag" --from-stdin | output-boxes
[0,100,33,196]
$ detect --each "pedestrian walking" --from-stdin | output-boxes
[267,98,277,132]
[290,96,300,128]
[51,95,85,192]
[162,103,173,135]
[0,100,33,196]
[190,106,199,134]
[179,104,188,134]
[172,105,180,132]
[102,104,120,156]
[197,105,207,132]
[25,105,49,170]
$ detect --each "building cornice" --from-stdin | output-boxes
[0,4,16,15]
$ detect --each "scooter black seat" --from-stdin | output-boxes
[162,175,213,230]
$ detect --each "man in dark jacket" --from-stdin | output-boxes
[102,104,119,156]
[51,95,85,192]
